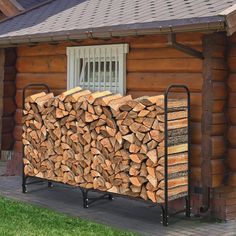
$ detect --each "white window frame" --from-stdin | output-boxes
[67,44,129,95]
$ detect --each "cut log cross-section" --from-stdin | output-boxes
[23,87,189,203]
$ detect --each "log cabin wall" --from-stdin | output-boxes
[11,32,229,217]
[0,49,4,159]
[1,48,16,160]
[212,32,236,220]
[202,33,228,190]
[227,33,236,186]
[13,32,204,182]
[200,33,232,220]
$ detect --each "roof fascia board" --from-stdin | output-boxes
[0,0,54,24]
[220,4,236,15]
[11,0,24,11]
[0,0,24,17]
[220,4,236,36]
[0,20,225,47]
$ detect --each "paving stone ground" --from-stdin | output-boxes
[0,161,6,175]
[0,176,235,236]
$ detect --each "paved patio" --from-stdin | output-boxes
[0,176,235,236]
[0,161,6,175]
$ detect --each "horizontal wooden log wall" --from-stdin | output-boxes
[209,32,236,221]
[201,33,227,192]
[2,48,16,153]
[14,32,209,185]
[227,33,236,187]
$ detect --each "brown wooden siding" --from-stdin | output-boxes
[209,32,236,221]
[14,33,205,183]
[0,49,4,156]
[2,48,16,152]
[201,33,227,202]
[227,33,236,187]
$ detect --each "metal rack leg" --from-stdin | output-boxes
[80,189,114,208]
[185,196,191,217]
[108,194,114,201]
[22,175,27,193]
[81,189,89,208]
[161,205,168,226]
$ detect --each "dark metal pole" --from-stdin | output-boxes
[81,189,89,208]
[163,88,169,226]
[186,87,191,217]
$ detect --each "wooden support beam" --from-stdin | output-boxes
[201,33,227,211]
[0,49,4,156]
[220,5,236,36]
[0,0,24,17]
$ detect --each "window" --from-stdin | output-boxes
[67,44,129,95]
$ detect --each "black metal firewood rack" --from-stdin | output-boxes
[22,83,191,226]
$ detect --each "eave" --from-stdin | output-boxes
[0,16,226,47]
[220,4,236,36]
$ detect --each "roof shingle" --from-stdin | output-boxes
[0,0,235,44]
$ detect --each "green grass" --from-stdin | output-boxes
[0,197,137,236]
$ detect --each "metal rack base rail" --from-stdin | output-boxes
[161,84,191,226]
[22,84,53,193]
[80,188,114,208]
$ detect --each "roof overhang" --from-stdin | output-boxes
[220,4,236,36]
[0,16,226,47]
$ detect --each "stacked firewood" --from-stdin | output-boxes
[22,87,188,203]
